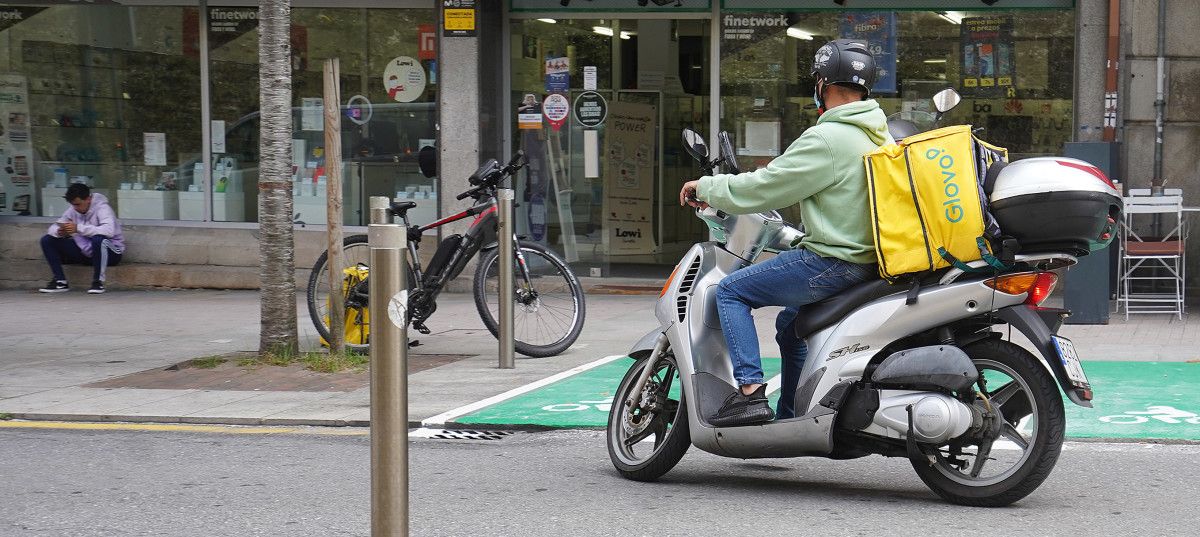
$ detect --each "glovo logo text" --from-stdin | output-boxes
[926,147,963,223]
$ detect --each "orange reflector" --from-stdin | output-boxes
[984,273,1039,295]
[984,272,1058,306]
[661,263,681,297]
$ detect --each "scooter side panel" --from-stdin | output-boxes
[797,281,1028,416]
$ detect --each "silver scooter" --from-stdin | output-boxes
[606,93,1113,507]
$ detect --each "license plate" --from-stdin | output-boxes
[1052,336,1089,387]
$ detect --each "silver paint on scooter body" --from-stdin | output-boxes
[640,234,1030,459]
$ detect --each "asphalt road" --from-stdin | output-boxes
[1,425,1195,536]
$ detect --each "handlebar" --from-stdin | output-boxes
[456,151,527,201]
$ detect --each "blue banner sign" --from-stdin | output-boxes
[839,12,897,94]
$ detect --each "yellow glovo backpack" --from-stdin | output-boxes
[320,264,370,347]
[864,125,1008,283]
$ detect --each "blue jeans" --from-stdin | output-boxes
[715,248,876,419]
[40,235,123,283]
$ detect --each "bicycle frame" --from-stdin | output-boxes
[397,194,534,319]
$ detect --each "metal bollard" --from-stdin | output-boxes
[367,196,409,536]
[497,188,515,369]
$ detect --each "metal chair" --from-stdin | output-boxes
[1127,188,1183,197]
[1118,195,1186,319]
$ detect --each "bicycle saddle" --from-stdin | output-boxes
[390,201,417,216]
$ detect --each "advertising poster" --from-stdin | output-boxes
[0,74,33,215]
[384,56,426,103]
[144,132,167,166]
[602,101,657,255]
[517,93,543,130]
[545,56,569,94]
[300,97,323,131]
[542,94,570,132]
[839,12,897,94]
[961,15,1015,96]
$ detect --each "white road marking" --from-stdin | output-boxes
[765,374,782,395]
[420,354,627,427]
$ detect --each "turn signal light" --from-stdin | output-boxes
[661,263,680,297]
[984,272,1059,306]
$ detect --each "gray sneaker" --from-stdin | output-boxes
[39,280,69,293]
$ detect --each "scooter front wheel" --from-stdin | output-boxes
[607,350,689,482]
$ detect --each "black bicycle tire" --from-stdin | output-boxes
[472,242,586,358]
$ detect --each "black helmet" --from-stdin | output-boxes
[811,39,876,96]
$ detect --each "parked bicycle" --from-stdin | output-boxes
[306,150,586,357]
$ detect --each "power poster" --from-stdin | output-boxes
[838,12,897,95]
[0,74,33,215]
[602,101,657,255]
[960,15,1015,96]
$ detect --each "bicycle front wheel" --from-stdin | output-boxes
[473,243,586,358]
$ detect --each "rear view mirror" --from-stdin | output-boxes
[418,145,437,178]
[932,88,962,114]
[681,129,709,163]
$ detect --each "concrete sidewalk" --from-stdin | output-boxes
[1,288,1197,428]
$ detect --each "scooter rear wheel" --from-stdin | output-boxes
[607,350,689,482]
[910,339,1065,506]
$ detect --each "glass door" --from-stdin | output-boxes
[510,17,710,278]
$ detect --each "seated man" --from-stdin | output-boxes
[39,183,125,294]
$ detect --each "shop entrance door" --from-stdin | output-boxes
[510,18,710,279]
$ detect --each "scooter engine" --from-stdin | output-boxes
[871,391,979,444]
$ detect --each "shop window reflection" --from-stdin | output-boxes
[2,5,202,219]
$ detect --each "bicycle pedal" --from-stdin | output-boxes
[408,339,422,348]
[413,322,431,335]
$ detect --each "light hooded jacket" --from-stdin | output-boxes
[697,99,892,265]
[46,192,126,257]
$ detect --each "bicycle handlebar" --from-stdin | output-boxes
[456,151,528,201]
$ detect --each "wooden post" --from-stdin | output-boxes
[323,58,345,354]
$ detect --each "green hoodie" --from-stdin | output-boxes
[697,99,892,264]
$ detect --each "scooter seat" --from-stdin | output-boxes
[791,279,899,340]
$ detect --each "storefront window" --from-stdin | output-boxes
[0,5,201,219]
[720,10,1076,224]
[509,18,711,276]
[207,6,437,225]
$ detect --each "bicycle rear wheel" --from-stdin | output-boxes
[473,242,585,357]
[306,235,373,351]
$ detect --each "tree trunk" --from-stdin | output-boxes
[258,0,297,354]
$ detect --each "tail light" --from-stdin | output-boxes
[984,272,1059,306]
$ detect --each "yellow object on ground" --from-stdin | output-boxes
[320,265,370,347]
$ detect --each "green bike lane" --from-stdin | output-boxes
[447,358,1200,441]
